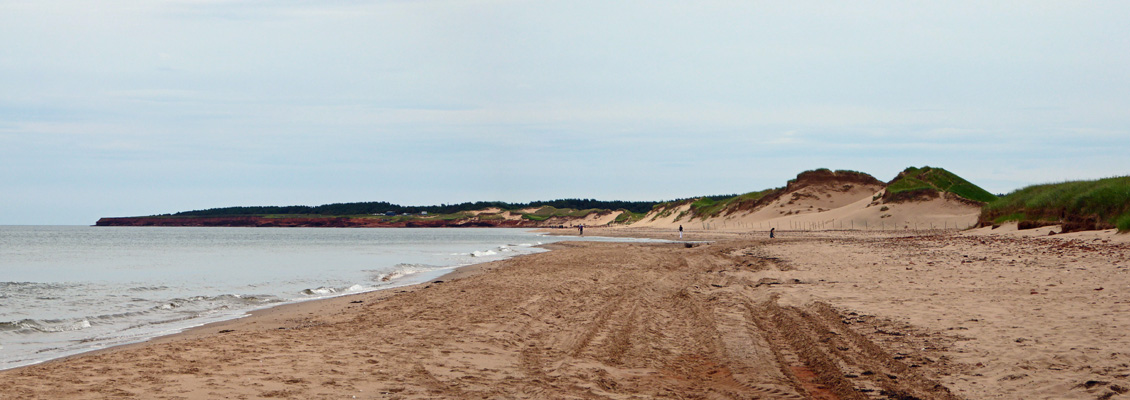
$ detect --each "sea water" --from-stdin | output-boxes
[0,226,650,370]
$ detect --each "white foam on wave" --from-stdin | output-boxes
[369,263,439,283]
[155,294,279,310]
[299,283,373,297]
[301,287,337,296]
[0,226,575,371]
[1,318,92,334]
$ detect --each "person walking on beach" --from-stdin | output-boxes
[578,224,584,236]
[769,227,775,238]
[678,225,683,239]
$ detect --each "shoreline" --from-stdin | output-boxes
[3,228,1128,399]
[0,232,668,371]
[4,227,659,370]
[111,235,650,353]
[4,229,664,373]
[1,239,546,372]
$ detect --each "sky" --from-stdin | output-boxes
[2,1,1129,225]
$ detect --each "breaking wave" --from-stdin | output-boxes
[155,294,281,310]
[0,294,284,336]
[0,318,92,334]
[366,263,442,283]
[470,250,498,257]
[300,284,365,296]
[469,242,543,258]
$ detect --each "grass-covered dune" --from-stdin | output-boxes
[980,176,1130,232]
[645,169,882,222]
[687,189,780,219]
[100,167,1129,234]
[885,166,997,204]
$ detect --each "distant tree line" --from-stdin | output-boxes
[167,199,665,217]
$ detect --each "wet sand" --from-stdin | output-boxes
[2,230,1128,399]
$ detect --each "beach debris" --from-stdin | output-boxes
[1077,380,1110,389]
[754,278,782,287]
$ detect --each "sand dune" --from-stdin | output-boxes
[572,210,624,227]
[632,184,979,233]
[630,203,693,228]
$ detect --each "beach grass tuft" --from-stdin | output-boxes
[614,210,646,224]
[1117,213,1130,232]
[982,176,1130,230]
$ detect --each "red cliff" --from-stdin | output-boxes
[95,216,540,228]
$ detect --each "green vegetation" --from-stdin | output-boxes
[982,176,1130,231]
[786,169,872,186]
[613,210,646,224]
[128,166,1130,234]
[1117,213,1130,232]
[642,189,780,222]
[436,212,474,221]
[688,189,779,219]
[991,212,1027,224]
[646,199,684,221]
[516,206,602,222]
[690,197,720,216]
[260,214,335,219]
[477,213,505,221]
[164,199,659,218]
[886,166,997,203]
[521,214,550,222]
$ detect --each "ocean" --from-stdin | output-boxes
[0,226,648,370]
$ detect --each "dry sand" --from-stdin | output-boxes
[2,229,1128,399]
[635,188,982,234]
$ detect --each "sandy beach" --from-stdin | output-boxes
[2,228,1128,399]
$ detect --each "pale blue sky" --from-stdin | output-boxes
[2,1,1128,225]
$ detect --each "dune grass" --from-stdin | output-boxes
[687,188,779,219]
[614,210,646,224]
[983,176,1130,231]
[1117,214,1130,232]
[521,206,601,221]
[887,166,997,203]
